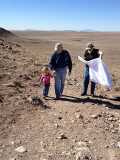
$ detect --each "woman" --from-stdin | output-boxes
[81,42,103,96]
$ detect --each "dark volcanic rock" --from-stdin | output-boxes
[0,27,15,37]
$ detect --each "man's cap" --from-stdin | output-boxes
[54,43,63,51]
[86,43,94,50]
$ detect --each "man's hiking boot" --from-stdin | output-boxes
[81,92,87,96]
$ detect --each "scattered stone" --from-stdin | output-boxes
[97,114,102,117]
[91,114,102,119]
[91,115,98,119]
[105,145,109,148]
[105,127,109,130]
[16,44,21,47]
[16,95,22,100]
[29,82,40,86]
[7,81,24,88]
[50,142,54,146]
[15,140,21,145]
[59,133,68,139]
[111,130,116,133]
[54,124,59,128]
[109,124,114,128]
[0,95,4,102]
[73,139,77,143]
[28,95,43,106]
[88,141,93,145]
[73,78,77,81]
[86,119,91,123]
[110,143,115,147]
[76,140,92,160]
[40,142,46,148]
[107,117,116,121]
[102,104,108,107]
[58,116,62,120]
[78,141,88,147]
[117,142,120,147]
[62,151,71,156]
[104,88,110,91]
[75,112,83,119]
[23,75,31,80]
[27,125,31,129]
[118,124,120,132]
[76,150,91,160]
[15,146,27,153]
[10,141,15,145]
[13,81,23,88]
[76,83,80,86]
[107,114,114,118]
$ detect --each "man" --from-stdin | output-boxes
[49,43,72,99]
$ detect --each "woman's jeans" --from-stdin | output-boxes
[43,84,50,96]
[83,67,95,94]
[55,68,67,97]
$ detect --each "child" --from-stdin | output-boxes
[39,67,53,98]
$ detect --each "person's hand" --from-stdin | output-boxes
[39,82,42,85]
[53,71,56,76]
[97,50,103,59]
[99,51,103,59]
[68,72,71,76]
[99,51,103,55]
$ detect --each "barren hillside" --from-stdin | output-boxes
[0,29,120,160]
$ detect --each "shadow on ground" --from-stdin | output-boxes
[46,95,120,110]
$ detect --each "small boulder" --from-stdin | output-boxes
[15,146,27,153]
[28,95,43,106]
[117,142,120,148]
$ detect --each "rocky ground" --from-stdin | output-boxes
[0,28,120,160]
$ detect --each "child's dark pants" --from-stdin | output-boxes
[43,84,50,96]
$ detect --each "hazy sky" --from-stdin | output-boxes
[0,0,120,31]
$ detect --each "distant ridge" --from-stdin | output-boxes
[0,27,15,37]
[25,29,39,31]
[24,29,99,32]
[80,29,99,32]
[25,29,35,31]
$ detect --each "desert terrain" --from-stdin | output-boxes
[0,28,120,160]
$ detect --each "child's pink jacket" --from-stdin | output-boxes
[41,73,53,84]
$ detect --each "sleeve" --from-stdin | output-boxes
[67,52,72,72]
[40,74,43,82]
[96,49,99,57]
[49,52,55,71]
[84,51,87,58]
